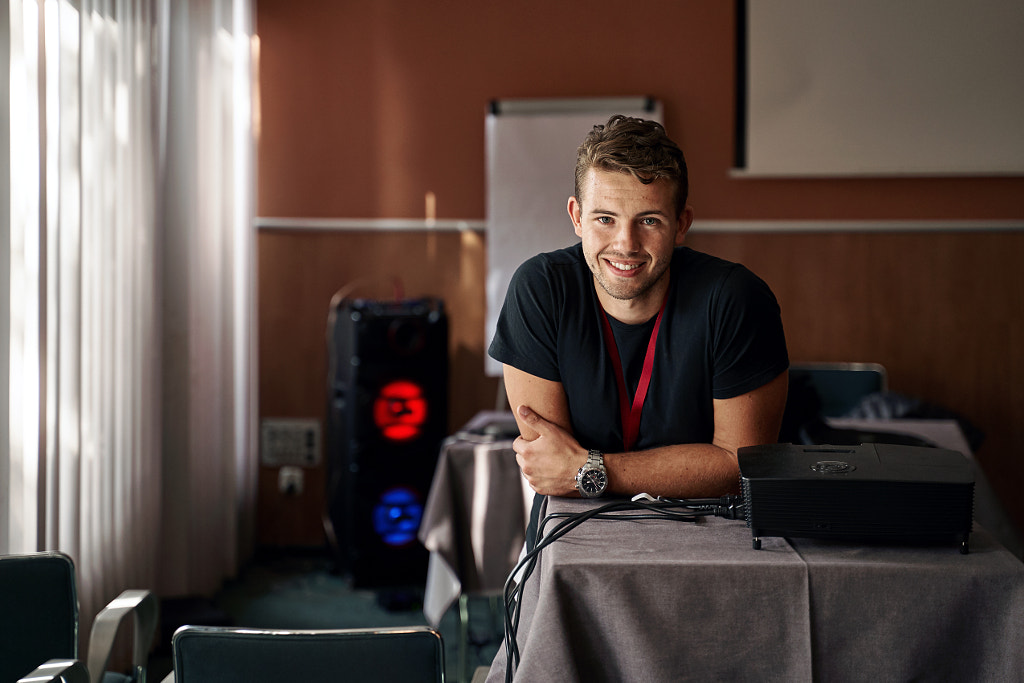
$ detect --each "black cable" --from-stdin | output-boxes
[501,495,746,681]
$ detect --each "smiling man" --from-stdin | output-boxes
[488,115,789,504]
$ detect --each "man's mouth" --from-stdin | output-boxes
[606,259,643,273]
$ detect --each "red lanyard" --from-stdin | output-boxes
[598,293,668,452]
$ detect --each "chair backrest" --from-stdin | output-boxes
[788,362,887,418]
[171,625,445,683]
[0,552,79,683]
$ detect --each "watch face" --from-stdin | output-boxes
[580,468,607,496]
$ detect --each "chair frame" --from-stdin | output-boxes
[87,588,160,683]
[789,361,888,387]
[2,551,158,683]
[17,659,90,683]
[164,625,445,683]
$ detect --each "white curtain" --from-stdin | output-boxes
[155,0,258,598]
[1,0,257,634]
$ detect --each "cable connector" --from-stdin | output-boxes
[714,495,745,520]
[652,494,746,520]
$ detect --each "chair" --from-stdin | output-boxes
[164,625,445,683]
[788,362,887,417]
[0,551,158,683]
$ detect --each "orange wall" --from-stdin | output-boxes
[255,0,1024,546]
[256,0,1024,221]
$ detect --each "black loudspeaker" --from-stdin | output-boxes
[326,297,448,588]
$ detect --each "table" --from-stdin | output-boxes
[419,421,532,626]
[486,496,1024,682]
[419,419,532,683]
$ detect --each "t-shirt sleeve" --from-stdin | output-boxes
[710,265,789,399]
[487,256,562,382]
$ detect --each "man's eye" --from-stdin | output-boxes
[596,216,613,225]
[641,217,660,226]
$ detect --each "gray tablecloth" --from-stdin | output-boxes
[487,496,1024,682]
[419,436,532,626]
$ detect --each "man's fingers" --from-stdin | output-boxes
[517,404,549,431]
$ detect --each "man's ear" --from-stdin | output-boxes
[568,196,583,238]
[675,205,694,246]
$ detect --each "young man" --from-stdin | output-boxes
[488,115,788,501]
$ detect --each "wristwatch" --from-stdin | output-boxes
[575,449,608,498]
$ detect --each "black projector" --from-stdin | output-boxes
[739,443,974,553]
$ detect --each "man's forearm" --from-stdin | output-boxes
[603,443,741,499]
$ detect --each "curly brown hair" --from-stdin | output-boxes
[574,115,688,218]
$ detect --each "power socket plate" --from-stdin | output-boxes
[260,418,321,467]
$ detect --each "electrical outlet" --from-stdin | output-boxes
[260,418,321,467]
[278,466,305,495]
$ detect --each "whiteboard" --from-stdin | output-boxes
[485,98,662,376]
[742,0,1024,176]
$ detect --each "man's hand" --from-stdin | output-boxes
[512,405,589,497]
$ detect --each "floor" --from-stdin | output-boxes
[148,548,502,682]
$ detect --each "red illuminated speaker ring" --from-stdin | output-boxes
[373,379,429,442]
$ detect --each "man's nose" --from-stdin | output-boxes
[613,223,641,253]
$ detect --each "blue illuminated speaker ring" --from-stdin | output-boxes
[372,487,424,547]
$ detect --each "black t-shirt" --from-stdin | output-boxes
[488,244,789,453]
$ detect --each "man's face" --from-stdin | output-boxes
[569,168,691,309]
